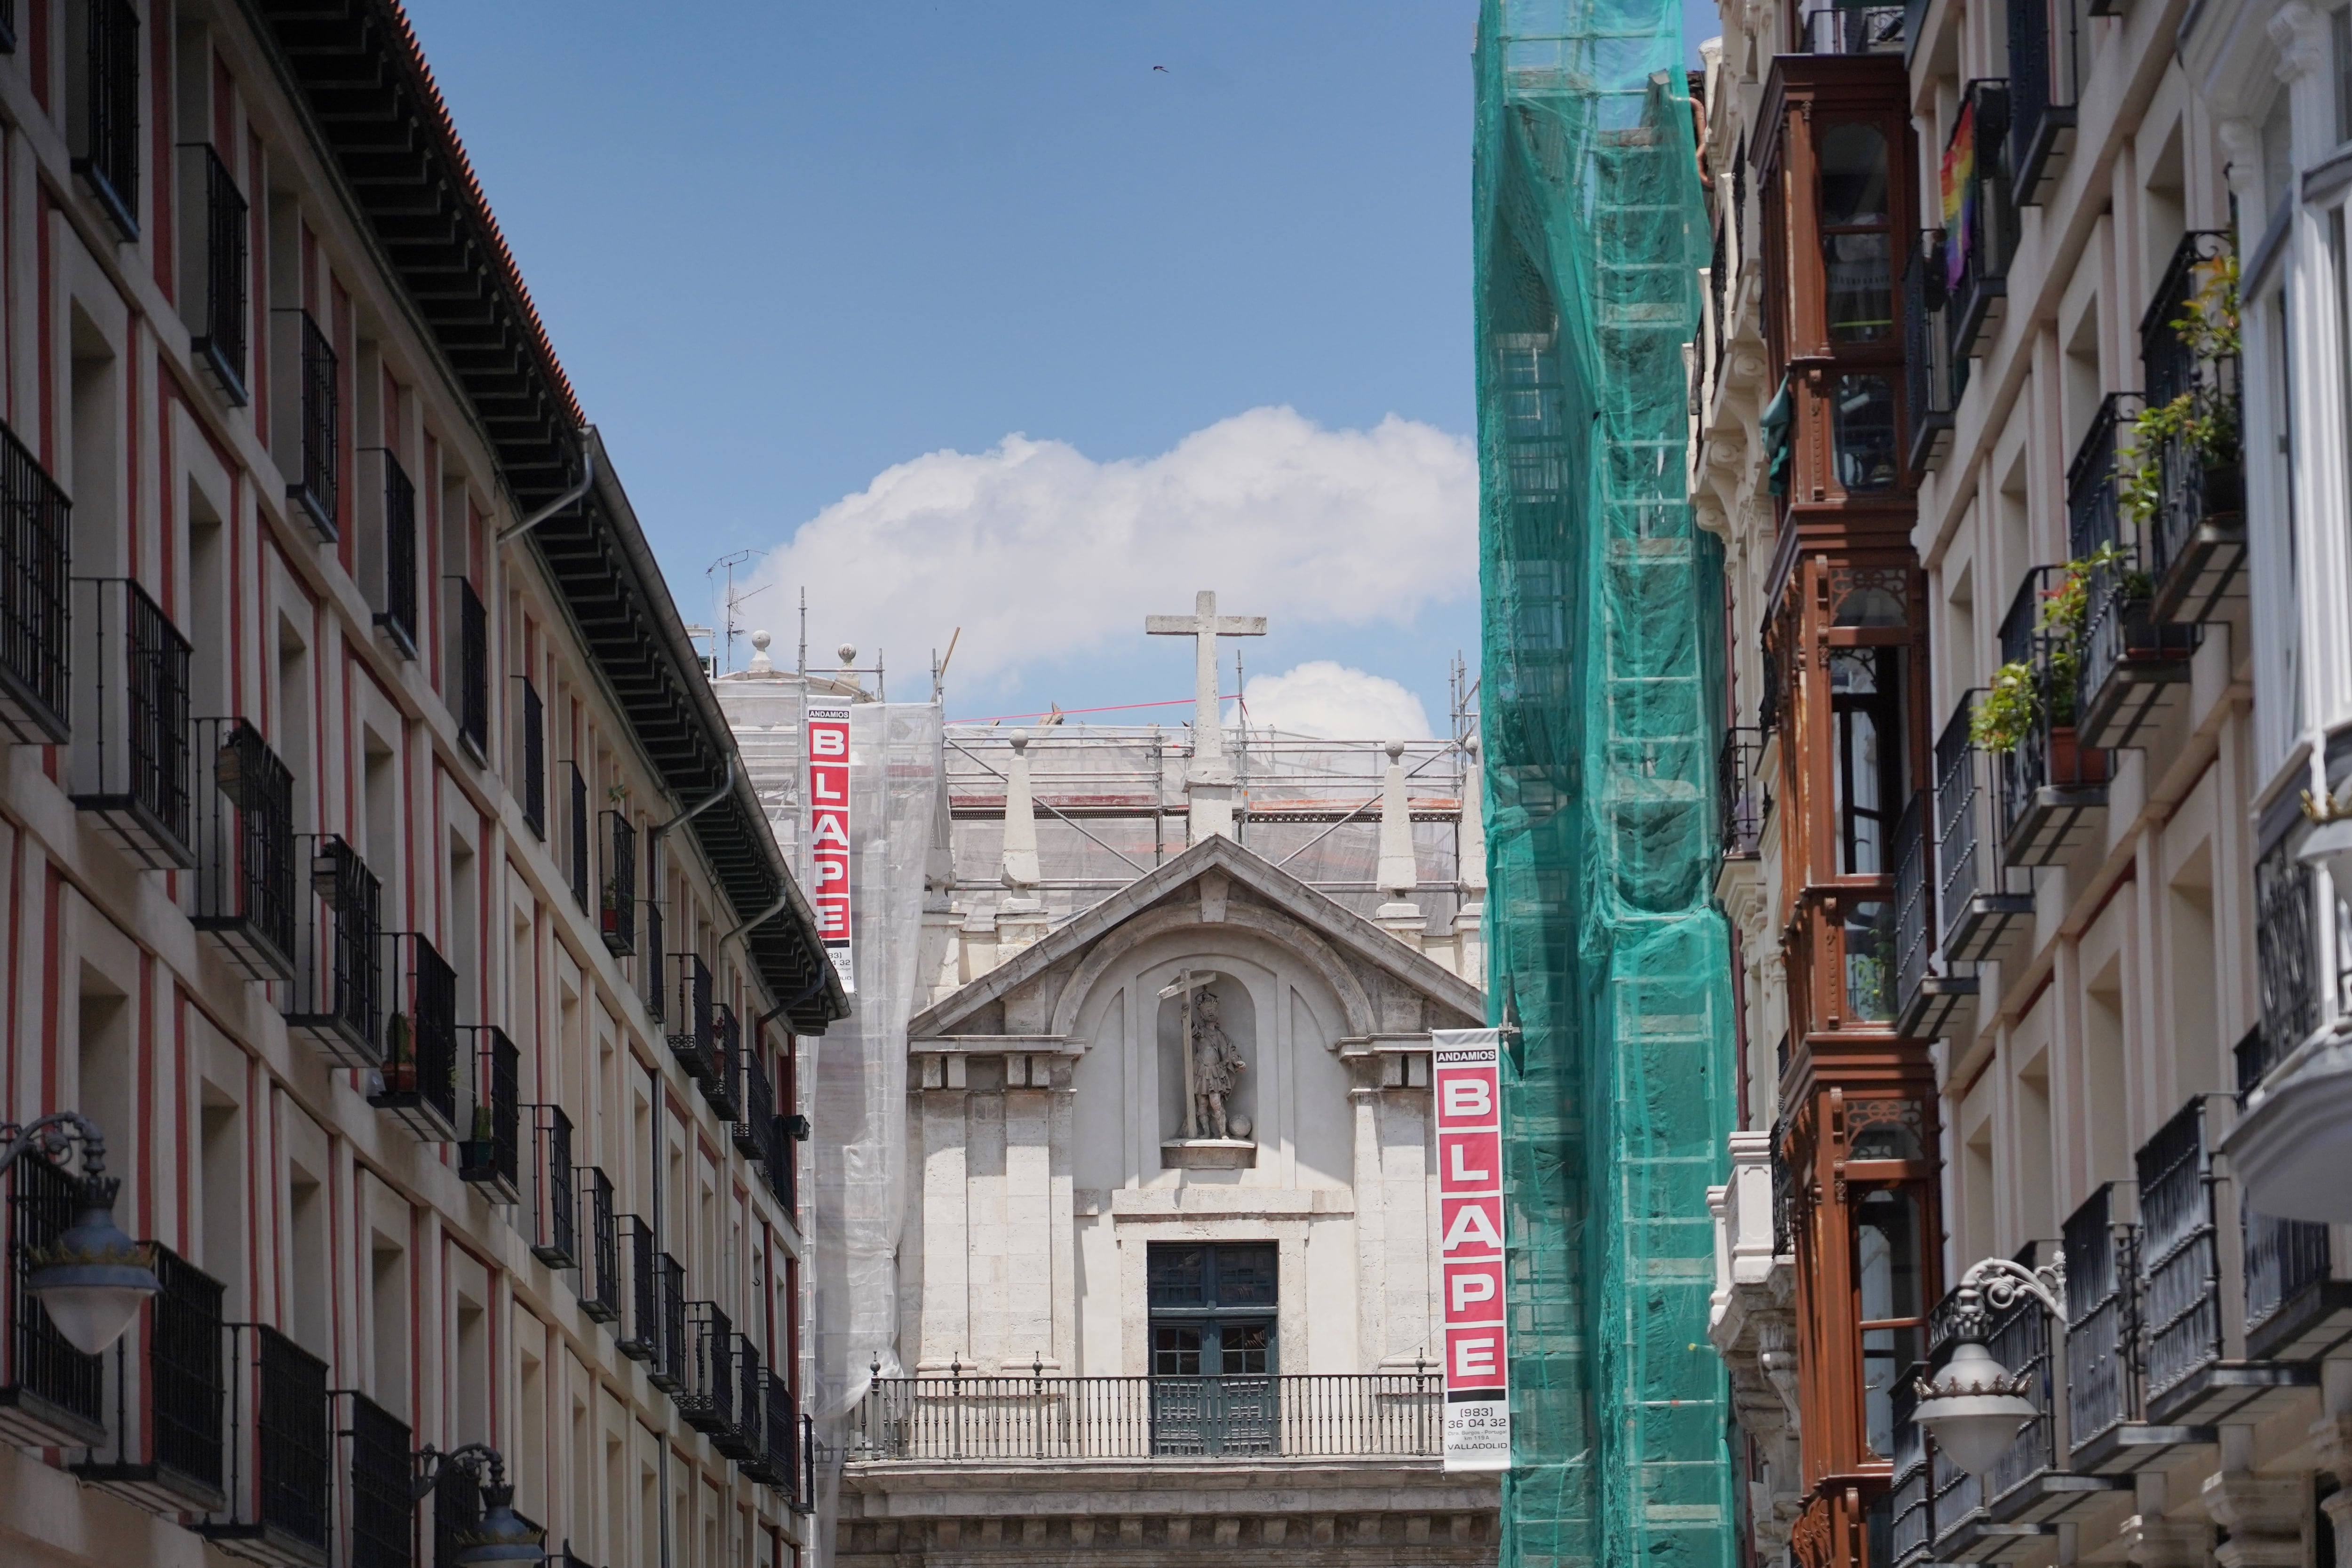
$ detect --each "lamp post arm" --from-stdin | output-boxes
[0,1111,108,1180]
[412,1441,511,1502]
[1959,1255,2067,1322]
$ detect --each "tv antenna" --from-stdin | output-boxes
[707,549,768,675]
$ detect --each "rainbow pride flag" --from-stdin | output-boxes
[1941,99,1974,293]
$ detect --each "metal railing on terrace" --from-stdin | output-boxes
[0,1153,105,1448]
[287,311,338,539]
[1945,82,2018,364]
[1718,726,1766,859]
[0,419,72,745]
[1904,247,1957,473]
[191,718,296,982]
[73,0,140,240]
[458,1026,521,1203]
[181,144,247,404]
[520,679,546,840]
[76,1243,228,1512]
[456,580,489,763]
[602,810,636,955]
[2142,231,2245,624]
[525,1106,577,1269]
[338,1390,412,1568]
[371,932,459,1141]
[198,1324,330,1560]
[2007,0,2084,202]
[284,835,383,1067]
[373,452,417,656]
[851,1369,1441,1462]
[70,577,193,868]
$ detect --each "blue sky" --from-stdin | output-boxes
[404,2,1708,732]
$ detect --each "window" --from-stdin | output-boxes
[1832,373,1899,492]
[1854,1185,1925,1457]
[1146,1243,1276,1377]
[1819,123,1893,342]
[1830,647,1905,873]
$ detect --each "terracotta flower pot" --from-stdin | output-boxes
[2047,725,2108,788]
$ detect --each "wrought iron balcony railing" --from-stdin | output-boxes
[1903,246,1958,474]
[433,1449,482,1568]
[1888,1372,1931,1567]
[370,932,460,1141]
[1718,726,1765,859]
[198,1325,330,1562]
[70,577,194,867]
[2007,0,2082,202]
[575,1168,620,1323]
[525,1105,577,1268]
[287,310,339,539]
[1795,3,1904,51]
[2062,1182,2143,1469]
[741,1366,802,1494]
[2243,1203,2337,1363]
[191,719,296,982]
[1945,81,2018,363]
[852,1369,1442,1462]
[2255,835,2320,1076]
[372,452,418,657]
[0,1152,105,1447]
[0,418,72,744]
[701,1003,744,1122]
[601,811,636,955]
[651,1254,687,1394]
[338,1390,412,1568]
[1994,567,2108,867]
[568,761,588,909]
[72,0,140,239]
[1931,696,2033,962]
[712,1332,762,1461]
[644,899,666,1023]
[2137,1097,2222,1418]
[455,579,489,764]
[76,1244,228,1513]
[458,1026,522,1203]
[668,955,718,1082]
[1892,791,1975,1040]
[735,1046,773,1163]
[520,678,546,840]
[284,836,383,1067]
[2142,231,2245,625]
[181,144,248,404]
[2066,397,2196,750]
[613,1216,660,1363]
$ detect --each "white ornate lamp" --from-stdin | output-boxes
[1911,1256,2065,1480]
[2,1112,160,1356]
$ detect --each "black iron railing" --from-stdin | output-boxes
[458,1026,521,1202]
[702,1003,743,1122]
[2144,231,2232,406]
[78,1243,227,1505]
[192,719,295,980]
[456,580,488,763]
[714,1333,762,1459]
[433,1450,482,1568]
[644,899,666,1023]
[2066,393,2140,563]
[285,835,383,1066]
[652,1255,688,1394]
[2064,1183,2140,1458]
[601,811,636,955]
[743,1366,800,1491]
[73,0,140,239]
[2137,1098,2221,1409]
[0,419,72,744]
[289,311,338,539]
[854,1370,1441,1461]
[1931,696,2027,958]
[1795,3,1905,51]
[2068,395,2195,746]
[375,453,417,656]
[577,1169,620,1323]
[567,762,588,909]
[1903,247,1957,473]
[339,1390,411,1568]
[1946,82,2017,362]
[370,932,459,1140]
[668,955,717,1082]
[202,1325,329,1556]
[70,577,194,867]
[184,145,248,402]
[1892,792,1936,1024]
[526,1105,576,1267]
[1889,1371,1931,1566]
[2244,1200,2330,1342]
[2143,232,2245,623]
[1719,726,1766,858]
[2007,0,2082,202]
[0,1154,104,1445]
[2255,836,2319,1070]
[519,680,546,840]
[614,1217,659,1363]
[1993,567,2108,864]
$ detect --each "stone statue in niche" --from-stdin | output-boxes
[1190,987,1250,1141]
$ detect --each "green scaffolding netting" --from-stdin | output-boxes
[1474,2,1736,1566]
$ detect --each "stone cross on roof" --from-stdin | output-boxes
[1146,590,1264,841]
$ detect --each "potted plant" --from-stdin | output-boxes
[1969,547,2124,785]
[600,875,625,936]
[2121,249,2242,533]
[379,1011,417,1094]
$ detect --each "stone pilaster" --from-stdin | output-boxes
[2121,1512,2214,1568]
[2311,1414,2352,1567]
[917,1075,970,1370]
[2203,1472,2305,1568]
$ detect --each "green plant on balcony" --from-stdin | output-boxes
[2121,250,2241,526]
[1970,542,2141,754]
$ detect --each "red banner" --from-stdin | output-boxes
[1433,1028,1508,1470]
[807,702,854,994]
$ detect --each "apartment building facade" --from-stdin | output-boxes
[1699,0,2352,1561]
[0,2,845,1566]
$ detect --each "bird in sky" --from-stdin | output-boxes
[1153,64,1169,72]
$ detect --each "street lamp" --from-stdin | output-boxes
[1911,1255,2066,1479]
[413,1444,548,1566]
[0,1112,160,1355]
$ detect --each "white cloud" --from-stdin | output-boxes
[755,406,1475,690]
[1228,661,1432,740]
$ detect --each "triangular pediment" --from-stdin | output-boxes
[907,833,1486,1041]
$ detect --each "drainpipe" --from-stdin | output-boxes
[494,426,598,546]
[653,757,734,839]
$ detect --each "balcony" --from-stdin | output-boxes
[191,719,296,981]
[850,1370,1441,1462]
[644,899,667,1022]
[678,1303,737,1436]
[180,144,248,405]
[1895,792,1975,1040]
[1890,1377,1931,1567]
[567,761,588,909]
[714,1333,764,1461]
[613,1216,660,1363]
[1794,3,1905,51]
[198,1325,331,1567]
[575,1169,621,1323]
[283,836,383,1067]
[72,0,140,240]
[369,933,460,1141]
[668,955,719,1082]
[1945,81,2018,363]
[524,1105,577,1268]
[650,1254,687,1394]
[2006,0,2082,203]
[371,452,418,657]
[1904,248,1958,474]
[286,311,339,540]
[75,1244,229,1513]
[454,579,488,764]
[1994,569,2108,867]
[1718,726,1766,859]
[0,420,72,744]
[740,1367,803,1496]
[520,679,545,839]
[0,1152,106,1447]
[1932,698,2033,962]
[337,1391,413,1568]
[458,1026,521,1204]
[601,810,637,955]
[2067,397,2196,750]
[701,1003,744,1122]
[70,577,194,867]
[2142,233,2245,626]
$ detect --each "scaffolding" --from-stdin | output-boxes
[1474,2,1735,1566]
